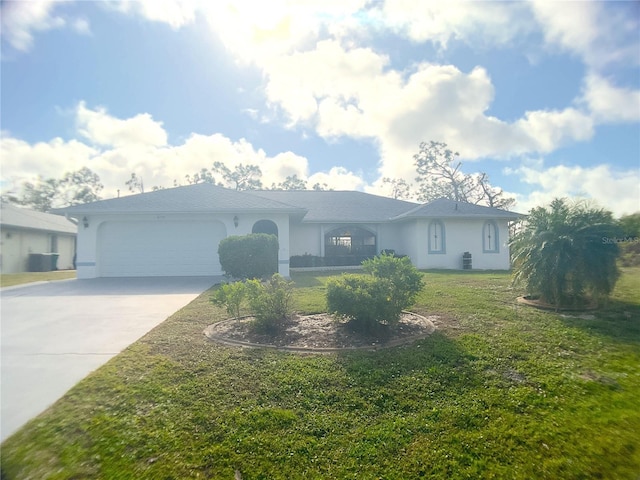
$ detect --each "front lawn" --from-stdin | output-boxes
[0,270,76,288]
[2,269,639,479]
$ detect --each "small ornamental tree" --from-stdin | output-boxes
[326,254,424,331]
[218,234,278,279]
[211,282,247,319]
[510,198,622,308]
[210,274,295,332]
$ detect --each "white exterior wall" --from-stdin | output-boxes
[75,212,292,279]
[75,217,99,279]
[73,212,512,279]
[285,219,512,271]
[394,222,420,265]
[0,228,75,273]
[377,224,400,254]
[289,224,322,256]
[412,218,511,270]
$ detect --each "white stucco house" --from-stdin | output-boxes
[0,202,77,274]
[54,183,521,279]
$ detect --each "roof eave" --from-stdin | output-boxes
[56,207,307,218]
[391,213,523,221]
[0,223,77,234]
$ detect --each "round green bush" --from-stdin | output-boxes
[218,233,278,279]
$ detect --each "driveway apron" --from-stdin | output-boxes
[0,276,219,442]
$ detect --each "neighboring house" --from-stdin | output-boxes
[0,202,77,274]
[54,183,521,279]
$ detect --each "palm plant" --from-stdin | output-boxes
[510,198,621,308]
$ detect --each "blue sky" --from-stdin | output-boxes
[1,0,639,216]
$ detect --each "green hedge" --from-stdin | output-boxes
[218,234,278,279]
[289,254,325,268]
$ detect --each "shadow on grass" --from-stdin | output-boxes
[336,331,478,393]
[558,300,640,344]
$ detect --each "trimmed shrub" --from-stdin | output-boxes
[246,274,294,331]
[362,253,424,313]
[326,274,397,328]
[218,234,278,279]
[326,254,424,330]
[289,254,325,268]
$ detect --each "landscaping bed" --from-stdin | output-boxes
[204,311,437,351]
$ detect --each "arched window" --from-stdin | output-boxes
[252,219,278,238]
[483,221,499,253]
[428,220,445,254]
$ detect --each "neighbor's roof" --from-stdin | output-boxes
[391,197,522,220]
[249,190,419,223]
[0,202,77,234]
[53,183,306,217]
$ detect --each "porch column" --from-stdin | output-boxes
[276,216,290,277]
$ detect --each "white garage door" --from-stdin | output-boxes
[98,220,226,277]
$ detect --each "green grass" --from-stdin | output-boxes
[2,269,639,479]
[0,270,76,287]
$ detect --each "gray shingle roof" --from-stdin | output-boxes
[0,202,77,234]
[51,184,522,223]
[391,197,521,220]
[53,183,306,216]
[248,190,419,223]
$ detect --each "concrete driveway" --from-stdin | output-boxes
[1,276,220,442]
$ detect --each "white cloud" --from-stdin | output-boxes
[104,0,634,178]
[109,0,369,64]
[308,167,365,191]
[3,0,637,215]
[75,102,168,148]
[531,0,640,70]
[1,0,65,52]
[71,17,91,35]
[376,1,531,48]
[169,134,311,189]
[261,40,600,188]
[106,0,197,29]
[0,0,93,53]
[508,163,640,217]
[262,152,309,186]
[581,74,640,124]
[0,134,99,191]
[3,106,373,199]
[513,108,594,153]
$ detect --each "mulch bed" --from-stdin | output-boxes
[204,312,437,352]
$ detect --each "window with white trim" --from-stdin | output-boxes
[428,220,445,254]
[483,221,499,253]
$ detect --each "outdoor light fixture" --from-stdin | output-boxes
[233,215,239,228]
[83,216,89,228]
